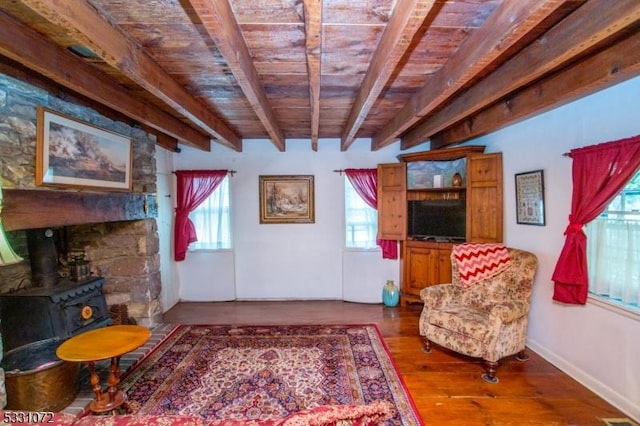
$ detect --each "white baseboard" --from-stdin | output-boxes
[527,338,639,423]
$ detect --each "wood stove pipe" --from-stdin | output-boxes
[26,228,58,288]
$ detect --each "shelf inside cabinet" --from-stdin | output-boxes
[407,187,466,201]
[408,187,466,193]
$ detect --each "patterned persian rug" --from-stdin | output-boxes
[119,324,422,425]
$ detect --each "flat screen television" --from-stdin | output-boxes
[407,199,466,241]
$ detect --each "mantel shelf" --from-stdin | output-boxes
[2,189,157,231]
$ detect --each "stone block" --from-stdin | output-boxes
[107,255,155,277]
[140,234,160,256]
[127,302,147,319]
[149,271,162,300]
[105,292,131,306]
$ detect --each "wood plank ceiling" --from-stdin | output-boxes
[0,0,639,153]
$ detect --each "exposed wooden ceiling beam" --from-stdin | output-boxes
[372,0,578,150]
[149,130,179,152]
[303,0,322,152]
[187,0,285,152]
[340,0,436,152]
[431,31,640,148]
[18,0,241,152]
[0,11,210,151]
[401,0,640,149]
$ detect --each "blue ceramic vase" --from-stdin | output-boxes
[382,280,400,307]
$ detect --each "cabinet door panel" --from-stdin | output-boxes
[405,247,440,295]
[379,162,405,189]
[402,242,453,300]
[377,163,406,240]
[467,153,503,243]
[438,249,453,284]
[468,186,501,241]
[468,154,500,182]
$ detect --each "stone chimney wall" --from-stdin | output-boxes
[0,71,162,327]
[69,220,162,326]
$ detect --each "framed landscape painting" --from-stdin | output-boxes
[36,107,133,191]
[259,175,315,224]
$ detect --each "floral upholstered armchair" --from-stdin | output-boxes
[419,245,538,383]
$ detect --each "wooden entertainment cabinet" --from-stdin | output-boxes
[378,145,503,304]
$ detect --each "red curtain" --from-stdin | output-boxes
[552,135,640,304]
[345,168,398,259]
[174,170,228,261]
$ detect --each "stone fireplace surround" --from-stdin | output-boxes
[2,193,163,330]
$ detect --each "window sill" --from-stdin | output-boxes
[188,248,233,253]
[588,294,640,322]
[343,247,380,252]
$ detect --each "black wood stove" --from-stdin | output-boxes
[0,276,112,352]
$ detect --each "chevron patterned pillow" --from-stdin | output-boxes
[453,243,511,286]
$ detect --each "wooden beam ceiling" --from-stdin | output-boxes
[187,0,285,152]
[0,11,209,151]
[303,0,322,152]
[400,0,640,149]
[1,1,637,154]
[372,0,580,150]
[431,31,640,148]
[339,0,437,152]
[18,0,242,152]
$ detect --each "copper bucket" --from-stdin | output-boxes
[1,338,80,411]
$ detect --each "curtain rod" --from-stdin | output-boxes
[172,170,237,176]
[562,152,572,157]
[333,168,377,174]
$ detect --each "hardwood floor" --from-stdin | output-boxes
[163,301,630,426]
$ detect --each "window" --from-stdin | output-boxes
[585,169,640,310]
[345,178,378,248]
[189,175,232,250]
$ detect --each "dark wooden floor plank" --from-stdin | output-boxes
[163,301,629,425]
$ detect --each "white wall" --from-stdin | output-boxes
[155,147,180,312]
[469,75,640,421]
[342,249,399,303]
[178,250,236,301]
[173,138,414,302]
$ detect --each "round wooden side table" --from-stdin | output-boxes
[56,325,151,414]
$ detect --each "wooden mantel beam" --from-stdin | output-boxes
[303,0,322,152]
[0,11,210,151]
[372,0,577,150]
[187,0,286,152]
[18,0,241,152]
[401,0,640,149]
[340,0,436,152]
[2,189,157,231]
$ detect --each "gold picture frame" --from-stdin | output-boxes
[259,175,315,224]
[36,107,133,191]
[515,169,545,226]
